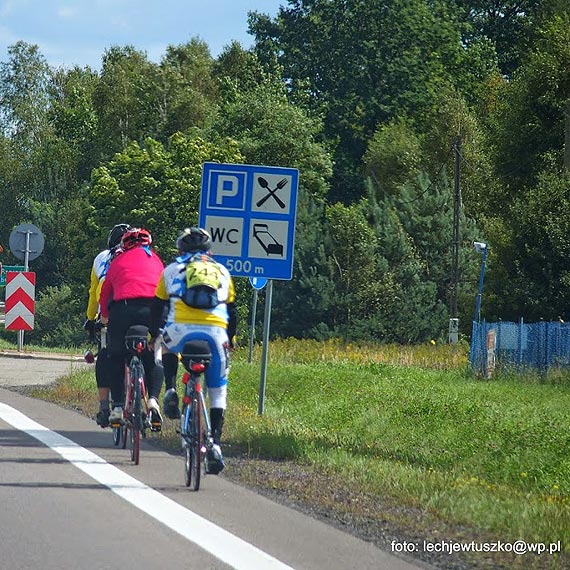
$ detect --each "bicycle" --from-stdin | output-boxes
[179,339,213,491]
[110,324,152,465]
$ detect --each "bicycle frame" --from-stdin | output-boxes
[181,365,212,441]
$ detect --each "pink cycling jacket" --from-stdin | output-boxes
[99,247,164,318]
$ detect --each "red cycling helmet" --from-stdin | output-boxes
[120,227,152,250]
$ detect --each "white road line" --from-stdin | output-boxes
[0,402,295,570]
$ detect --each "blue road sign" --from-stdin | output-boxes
[249,276,268,290]
[199,162,299,280]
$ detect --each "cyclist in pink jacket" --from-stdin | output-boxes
[100,228,165,430]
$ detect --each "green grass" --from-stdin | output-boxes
[0,335,85,355]
[228,359,570,543]
[21,337,570,558]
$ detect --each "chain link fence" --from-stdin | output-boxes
[469,319,570,375]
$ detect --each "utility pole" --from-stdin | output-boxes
[565,100,570,171]
[449,135,461,344]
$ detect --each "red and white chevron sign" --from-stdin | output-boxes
[5,271,36,331]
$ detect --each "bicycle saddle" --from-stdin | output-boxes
[125,324,149,353]
[181,340,211,371]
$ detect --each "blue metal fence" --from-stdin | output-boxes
[469,320,570,374]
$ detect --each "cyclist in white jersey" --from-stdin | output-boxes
[84,223,131,427]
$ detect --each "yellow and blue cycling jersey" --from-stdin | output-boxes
[154,254,235,330]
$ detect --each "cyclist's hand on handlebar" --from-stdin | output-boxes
[83,319,96,341]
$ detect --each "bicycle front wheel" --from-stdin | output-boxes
[112,425,121,446]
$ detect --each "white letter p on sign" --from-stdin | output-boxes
[216,175,240,204]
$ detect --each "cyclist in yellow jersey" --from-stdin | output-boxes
[150,227,236,474]
[84,223,131,427]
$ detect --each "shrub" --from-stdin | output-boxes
[26,284,85,347]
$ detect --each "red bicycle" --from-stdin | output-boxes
[110,325,152,465]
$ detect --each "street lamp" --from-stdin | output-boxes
[473,241,488,322]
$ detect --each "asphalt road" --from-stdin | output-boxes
[0,352,88,386]
[0,353,430,570]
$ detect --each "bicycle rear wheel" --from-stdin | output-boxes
[182,405,191,487]
[130,422,140,464]
[129,364,143,465]
[184,394,203,490]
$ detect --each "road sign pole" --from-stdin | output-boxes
[17,232,32,351]
[17,327,24,352]
[258,279,273,416]
[23,231,31,271]
[248,289,259,364]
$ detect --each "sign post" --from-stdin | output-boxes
[199,163,298,414]
[258,280,273,416]
[248,277,268,363]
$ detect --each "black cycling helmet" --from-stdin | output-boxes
[107,223,132,249]
[177,227,212,253]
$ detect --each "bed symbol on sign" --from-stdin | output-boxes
[253,224,284,256]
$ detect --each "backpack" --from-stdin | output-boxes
[180,255,224,309]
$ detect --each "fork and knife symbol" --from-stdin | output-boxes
[256,177,288,209]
